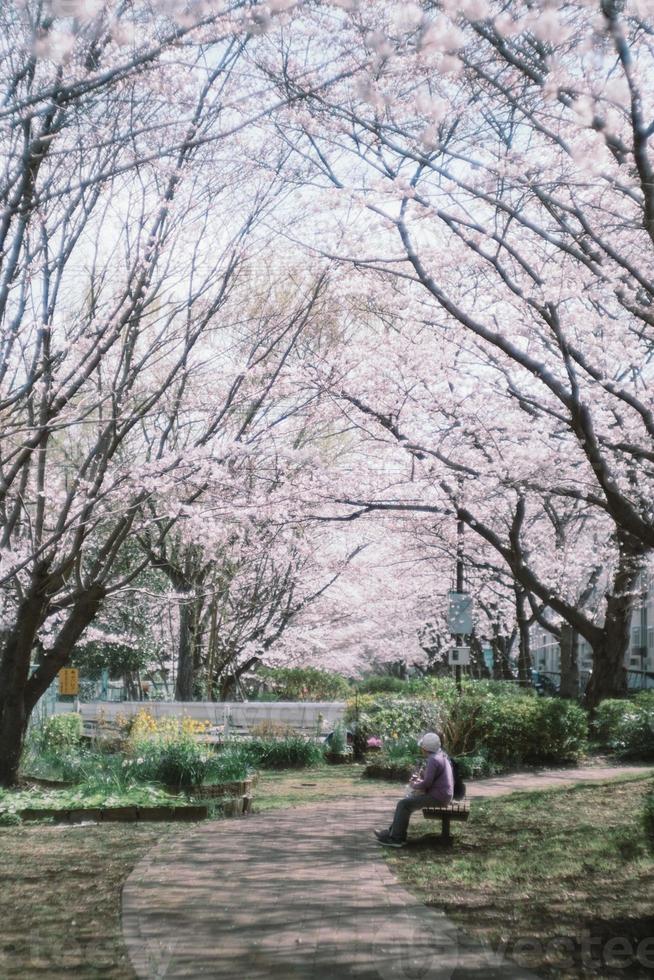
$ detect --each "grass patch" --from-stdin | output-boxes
[385,774,654,978]
[0,765,373,975]
[0,821,182,978]
[253,763,390,811]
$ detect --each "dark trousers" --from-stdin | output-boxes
[389,793,436,841]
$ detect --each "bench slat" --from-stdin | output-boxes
[423,809,469,822]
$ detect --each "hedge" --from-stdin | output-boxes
[592,693,654,760]
[347,685,588,770]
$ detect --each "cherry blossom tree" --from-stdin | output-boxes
[256,0,654,704]
[0,0,354,786]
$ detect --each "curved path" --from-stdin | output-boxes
[122,765,652,980]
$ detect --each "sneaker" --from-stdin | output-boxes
[374,830,405,847]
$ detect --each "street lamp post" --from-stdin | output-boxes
[455,507,464,693]
[447,495,471,693]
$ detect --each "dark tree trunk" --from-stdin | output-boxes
[559,624,579,699]
[175,596,201,701]
[585,598,631,707]
[584,536,645,709]
[469,634,490,679]
[219,675,234,701]
[491,634,515,680]
[0,582,104,787]
[514,585,532,686]
[0,573,51,787]
[0,692,30,790]
[123,671,140,700]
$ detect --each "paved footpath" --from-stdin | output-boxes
[122,765,652,980]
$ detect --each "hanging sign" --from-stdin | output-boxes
[448,591,473,635]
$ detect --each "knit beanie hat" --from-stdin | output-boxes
[418,732,441,753]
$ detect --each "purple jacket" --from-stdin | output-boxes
[414,750,453,802]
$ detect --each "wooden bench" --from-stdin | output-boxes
[422,801,470,844]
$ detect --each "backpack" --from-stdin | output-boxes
[447,754,467,801]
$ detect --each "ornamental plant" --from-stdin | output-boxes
[36,713,83,752]
[128,732,212,790]
[592,694,654,760]
[348,687,587,771]
[242,735,325,770]
[346,694,445,745]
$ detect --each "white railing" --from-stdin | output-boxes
[54,700,347,734]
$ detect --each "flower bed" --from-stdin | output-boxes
[15,803,209,824]
[183,778,254,798]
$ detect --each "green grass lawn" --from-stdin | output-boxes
[253,762,389,811]
[0,822,180,978]
[384,774,654,978]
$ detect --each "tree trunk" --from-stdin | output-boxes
[0,583,104,787]
[559,624,579,699]
[219,675,235,701]
[175,596,201,701]
[0,690,31,789]
[469,634,490,678]
[491,629,515,681]
[514,585,532,686]
[585,598,631,707]
[584,536,645,709]
[0,576,51,787]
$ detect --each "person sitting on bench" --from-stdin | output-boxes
[374,732,453,848]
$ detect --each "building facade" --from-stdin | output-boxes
[531,572,654,692]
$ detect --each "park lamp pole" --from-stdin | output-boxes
[455,502,464,694]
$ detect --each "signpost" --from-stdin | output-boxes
[448,592,473,635]
[58,668,79,697]
[448,645,470,666]
[449,489,472,692]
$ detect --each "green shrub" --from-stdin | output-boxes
[23,714,88,782]
[477,695,587,765]
[327,723,349,756]
[455,751,503,779]
[529,698,588,762]
[47,748,88,783]
[242,735,325,769]
[205,746,252,783]
[356,676,407,695]
[345,694,445,745]
[36,713,83,752]
[364,736,420,781]
[129,732,212,789]
[347,683,587,771]
[363,761,415,781]
[253,667,352,701]
[593,695,654,759]
[383,736,420,762]
[592,699,632,745]
[0,811,21,826]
